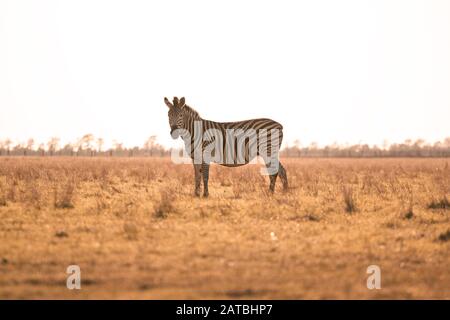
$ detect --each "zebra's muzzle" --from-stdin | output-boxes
[170,127,180,139]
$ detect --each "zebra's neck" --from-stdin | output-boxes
[182,107,203,134]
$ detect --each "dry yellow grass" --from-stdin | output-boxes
[0,157,449,299]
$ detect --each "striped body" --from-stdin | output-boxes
[186,117,284,167]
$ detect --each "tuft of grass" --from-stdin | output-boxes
[384,221,399,229]
[55,231,69,238]
[0,181,6,206]
[233,183,245,199]
[54,182,75,209]
[342,186,357,213]
[27,183,43,209]
[7,179,17,202]
[437,230,450,242]
[305,213,320,222]
[123,222,139,240]
[403,207,414,220]
[427,197,450,210]
[153,191,176,219]
[0,196,6,207]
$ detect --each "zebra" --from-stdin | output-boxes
[164,96,288,197]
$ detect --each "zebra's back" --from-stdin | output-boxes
[212,118,283,131]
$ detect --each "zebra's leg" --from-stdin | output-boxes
[266,162,279,193]
[278,162,288,190]
[194,164,202,197]
[202,162,210,197]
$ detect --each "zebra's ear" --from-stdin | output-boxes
[164,97,173,108]
[178,97,186,108]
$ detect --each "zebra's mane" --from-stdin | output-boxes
[183,104,201,119]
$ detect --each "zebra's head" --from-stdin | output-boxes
[164,96,186,139]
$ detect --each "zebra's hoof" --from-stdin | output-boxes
[203,192,209,198]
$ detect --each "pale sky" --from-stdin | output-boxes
[0,0,449,149]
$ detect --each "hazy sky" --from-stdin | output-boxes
[0,0,449,149]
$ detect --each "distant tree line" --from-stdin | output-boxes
[280,138,450,158]
[0,134,169,157]
[0,135,449,158]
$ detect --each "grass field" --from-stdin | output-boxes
[0,157,449,299]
